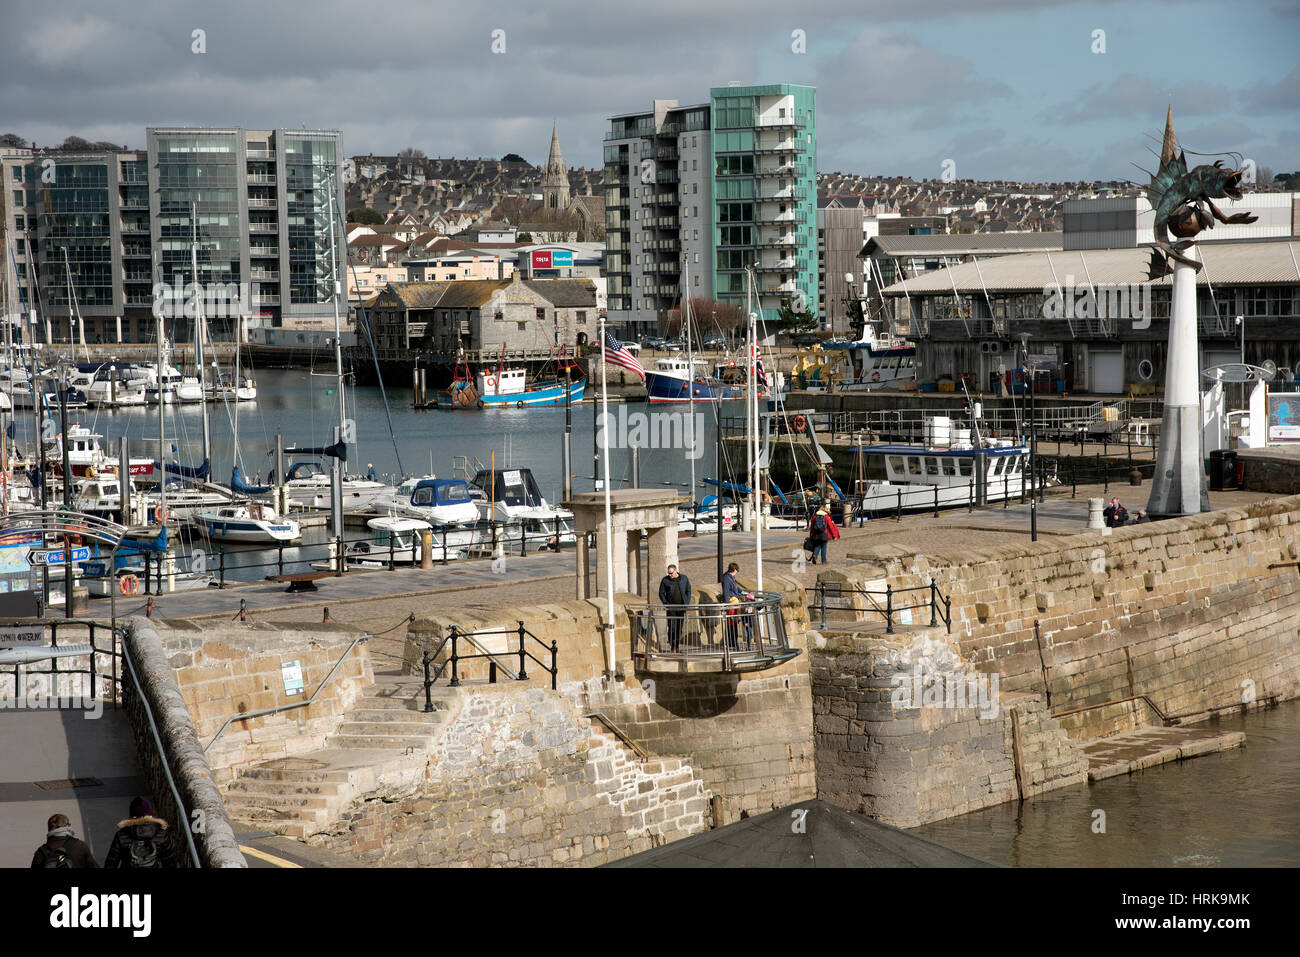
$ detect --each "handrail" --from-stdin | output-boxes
[583,711,649,760]
[423,621,558,692]
[120,632,202,868]
[627,592,795,672]
[813,579,952,634]
[202,633,370,754]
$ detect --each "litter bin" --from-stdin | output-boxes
[1208,449,1234,491]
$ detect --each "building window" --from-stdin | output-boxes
[518,321,527,330]
[694,253,700,263]
[694,275,700,287]
[692,183,698,194]
[577,310,587,324]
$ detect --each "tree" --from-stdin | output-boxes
[0,133,27,148]
[1276,171,1300,190]
[501,153,527,164]
[398,147,426,160]
[59,135,91,151]
[1256,166,1276,189]
[347,206,383,225]
[517,231,533,242]
[777,302,818,333]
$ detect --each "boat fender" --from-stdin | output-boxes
[516,401,525,409]
[477,399,485,409]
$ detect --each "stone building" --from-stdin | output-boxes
[367,275,598,362]
[541,123,570,212]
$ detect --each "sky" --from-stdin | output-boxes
[1,0,1296,183]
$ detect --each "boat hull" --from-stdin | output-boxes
[439,379,585,409]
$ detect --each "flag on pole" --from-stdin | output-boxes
[603,330,646,383]
[753,342,768,388]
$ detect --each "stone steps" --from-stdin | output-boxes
[224,675,459,837]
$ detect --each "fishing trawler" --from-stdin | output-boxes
[437,348,584,409]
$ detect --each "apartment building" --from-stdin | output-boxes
[1,127,346,344]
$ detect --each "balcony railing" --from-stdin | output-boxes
[249,246,278,256]
[757,164,806,178]
[247,174,277,184]
[759,187,808,202]
[629,593,798,673]
[249,223,278,233]
[248,197,277,207]
[755,259,796,272]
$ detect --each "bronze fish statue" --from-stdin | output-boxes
[1145,106,1257,277]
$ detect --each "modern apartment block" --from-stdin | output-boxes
[710,83,818,324]
[604,100,714,336]
[1,127,345,345]
[604,84,818,338]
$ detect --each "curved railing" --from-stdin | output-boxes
[628,592,798,673]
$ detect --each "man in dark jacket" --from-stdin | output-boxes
[720,562,754,649]
[658,564,691,652]
[104,797,173,869]
[1103,497,1129,528]
[31,814,98,869]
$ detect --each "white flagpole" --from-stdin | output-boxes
[599,317,616,678]
[750,275,763,593]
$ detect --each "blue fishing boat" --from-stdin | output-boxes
[437,350,585,409]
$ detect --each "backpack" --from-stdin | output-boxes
[42,847,72,869]
[127,837,160,869]
[813,515,826,534]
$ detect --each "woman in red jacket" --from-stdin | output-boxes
[807,506,840,565]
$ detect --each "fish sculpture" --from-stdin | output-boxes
[1144,107,1258,277]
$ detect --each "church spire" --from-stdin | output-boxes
[542,121,570,211]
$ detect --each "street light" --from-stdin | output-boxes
[1018,332,1037,542]
[1234,315,1244,365]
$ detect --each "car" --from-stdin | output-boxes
[640,336,666,350]
[702,335,728,350]
[792,333,821,348]
[662,339,684,351]
[621,341,642,354]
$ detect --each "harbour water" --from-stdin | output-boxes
[12,367,728,506]
[912,700,1300,867]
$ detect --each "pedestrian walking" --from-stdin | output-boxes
[31,814,98,869]
[805,506,840,565]
[657,564,692,653]
[103,797,173,869]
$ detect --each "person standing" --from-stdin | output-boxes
[720,562,754,649]
[1103,497,1129,528]
[103,797,173,869]
[31,814,98,869]
[657,564,692,653]
[807,506,840,565]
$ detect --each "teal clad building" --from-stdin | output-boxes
[710,84,817,326]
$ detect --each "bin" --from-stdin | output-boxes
[1208,449,1235,491]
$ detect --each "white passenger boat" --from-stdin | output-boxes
[849,437,1048,513]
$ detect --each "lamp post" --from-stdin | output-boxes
[1235,315,1244,365]
[1019,333,1037,542]
[841,271,863,340]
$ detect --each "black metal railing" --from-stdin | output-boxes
[422,621,558,702]
[811,580,952,634]
[628,592,797,672]
[0,618,122,706]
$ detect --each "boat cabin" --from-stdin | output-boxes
[476,368,527,397]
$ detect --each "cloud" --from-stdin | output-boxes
[1041,74,1233,125]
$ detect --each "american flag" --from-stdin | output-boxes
[603,330,646,383]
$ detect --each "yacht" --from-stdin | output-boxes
[470,467,575,549]
[365,476,480,525]
[312,516,464,569]
[195,502,302,544]
[281,460,390,511]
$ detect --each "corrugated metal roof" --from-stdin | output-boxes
[881,238,1300,295]
[864,232,1064,258]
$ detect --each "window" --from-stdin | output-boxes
[536,308,546,324]
[11,190,20,207]
[692,183,698,194]
[693,159,697,170]
[941,459,956,476]
[958,458,973,477]
[517,321,527,330]
[694,275,700,287]
[693,230,699,240]
[694,253,700,263]
[577,310,587,324]
[907,456,922,476]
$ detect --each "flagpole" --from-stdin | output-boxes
[750,271,763,594]
[599,317,616,679]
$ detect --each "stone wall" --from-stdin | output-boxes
[810,630,1086,828]
[402,578,817,828]
[309,683,710,866]
[840,498,1300,741]
[156,618,373,784]
[122,619,246,868]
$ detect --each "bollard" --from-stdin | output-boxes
[239,598,247,622]
[219,550,226,589]
[421,529,433,570]
[146,597,153,618]
[896,489,902,522]
[422,651,434,713]
[933,484,939,518]
[323,606,330,624]
[1088,497,1105,530]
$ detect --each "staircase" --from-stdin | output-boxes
[223,674,459,839]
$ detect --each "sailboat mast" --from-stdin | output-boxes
[327,168,344,543]
[683,256,695,505]
[749,270,762,592]
[192,202,211,468]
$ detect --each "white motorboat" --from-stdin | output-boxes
[365,476,479,526]
[195,502,301,544]
[282,460,390,510]
[848,436,1048,513]
[469,467,575,550]
[312,516,464,569]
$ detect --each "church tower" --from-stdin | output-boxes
[541,122,570,211]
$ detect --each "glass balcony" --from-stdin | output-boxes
[249,222,278,233]
[249,246,279,257]
[629,593,798,673]
[757,164,806,178]
[754,259,797,272]
[248,197,277,207]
